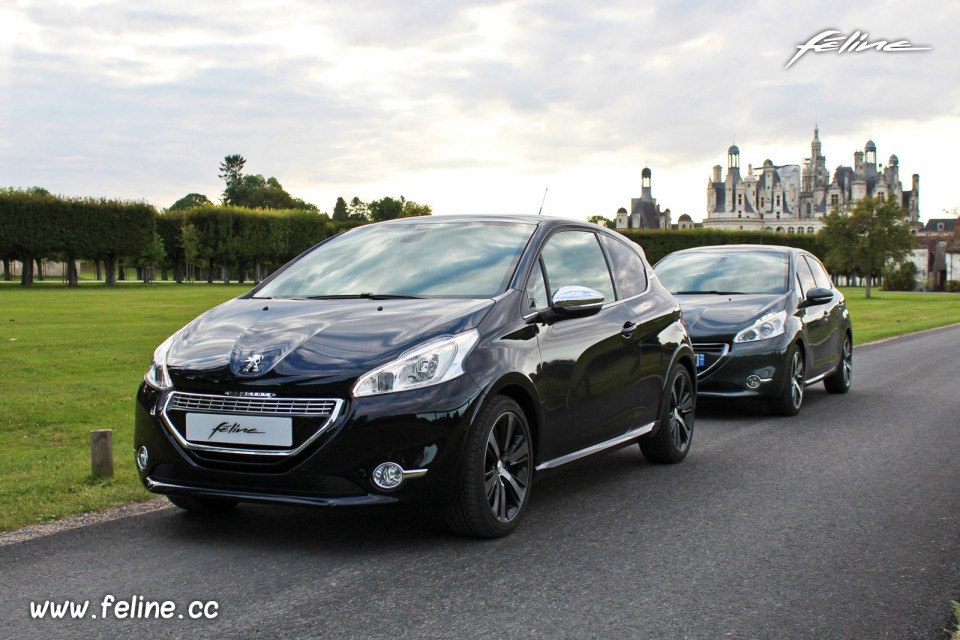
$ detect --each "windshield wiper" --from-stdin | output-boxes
[675,290,747,295]
[302,293,424,300]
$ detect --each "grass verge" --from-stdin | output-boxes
[0,283,958,531]
[838,289,960,345]
[0,283,250,531]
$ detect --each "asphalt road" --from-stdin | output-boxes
[2,325,959,640]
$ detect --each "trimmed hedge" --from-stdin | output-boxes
[0,190,155,285]
[616,228,825,265]
[156,206,362,283]
[0,190,359,285]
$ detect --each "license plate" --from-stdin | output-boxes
[696,353,706,368]
[185,413,293,447]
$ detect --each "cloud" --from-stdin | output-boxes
[0,0,957,219]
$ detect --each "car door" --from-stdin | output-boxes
[598,234,676,419]
[804,254,843,373]
[526,229,644,462]
[795,254,834,378]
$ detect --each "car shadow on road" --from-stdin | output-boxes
[136,447,672,554]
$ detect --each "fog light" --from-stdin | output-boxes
[372,462,405,490]
[746,375,761,389]
[136,446,149,472]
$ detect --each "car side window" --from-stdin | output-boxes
[540,231,616,305]
[796,256,817,297]
[804,256,834,290]
[599,235,648,299]
[525,260,548,311]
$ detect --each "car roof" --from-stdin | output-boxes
[670,244,803,255]
[374,214,613,234]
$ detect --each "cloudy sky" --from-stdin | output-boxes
[1,0,957,223]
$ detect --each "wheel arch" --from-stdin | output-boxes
[475,373,544,466]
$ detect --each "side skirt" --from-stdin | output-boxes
[535,422,656,472]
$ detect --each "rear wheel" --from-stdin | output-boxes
[824,333,853,394]
[769,344,804,416]
[167,495,238,513]
[446,396,532,538]
[640,363,695,464]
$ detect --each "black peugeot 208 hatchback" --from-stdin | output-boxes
[135,215,696,537]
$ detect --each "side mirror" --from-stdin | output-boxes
[801,287,834,307]
[551,285,605,314]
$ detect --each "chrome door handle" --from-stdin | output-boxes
[621,321,637,338]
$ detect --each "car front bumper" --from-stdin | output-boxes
[693,336,792,399]
[134,374,485,508]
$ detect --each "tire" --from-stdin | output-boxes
[445,396,532,538]
[768,344,804,416]
[167,495,238,513]
[639,363,695,464]
[823,332,853,394]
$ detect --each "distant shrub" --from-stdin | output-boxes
[881,261,919,291]
[946,280,960,293]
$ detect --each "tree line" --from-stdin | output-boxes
[0,190,428,286]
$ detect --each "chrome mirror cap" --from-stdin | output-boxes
[551,285,605,312]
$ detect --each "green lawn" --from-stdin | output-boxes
[0,282,251,530]
[839,289,960,344]
[0,282,958,532]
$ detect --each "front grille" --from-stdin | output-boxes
[168,392,337,417]
[161,392,344,459]
[693,343,730,378]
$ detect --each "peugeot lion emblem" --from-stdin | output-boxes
[241,354,263,374]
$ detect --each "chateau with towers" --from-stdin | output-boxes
[615,167,673,230]
[703,127,920,234]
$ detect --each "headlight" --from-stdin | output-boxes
[734,311,787,344]
[353,330,480,397]
[143,334,176,390]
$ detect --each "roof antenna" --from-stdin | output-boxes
[538,188,549,215]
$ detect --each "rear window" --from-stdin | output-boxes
[600,235,648,299]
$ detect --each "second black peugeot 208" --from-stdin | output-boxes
[135,215,695,537]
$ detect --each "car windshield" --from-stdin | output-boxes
[254,220,536,299]
[655,251,789,294]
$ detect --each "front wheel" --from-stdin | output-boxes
[768,344,804,416]
[823,333,853,394]
[445,396,532,538]
[640,363,695,464]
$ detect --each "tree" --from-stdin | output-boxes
[819,196,915,298]
[219,154,246,205]
[169,193,213,211]
[348,197,369,221]
[333,197,349,221]
[401,199,432,217]
[587,215,616,229]
[369,196,405,222]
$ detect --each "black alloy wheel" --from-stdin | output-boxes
[824,333,853,394]
[446,396,532,538]
[769,345,805,416]
[640,363,695,464]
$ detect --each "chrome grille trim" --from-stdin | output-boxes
[168,392,337,416]
[692,342,730,378]
[160,393,344,457]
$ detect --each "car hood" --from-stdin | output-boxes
[676,293,787,342]
[165,296,496,389]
